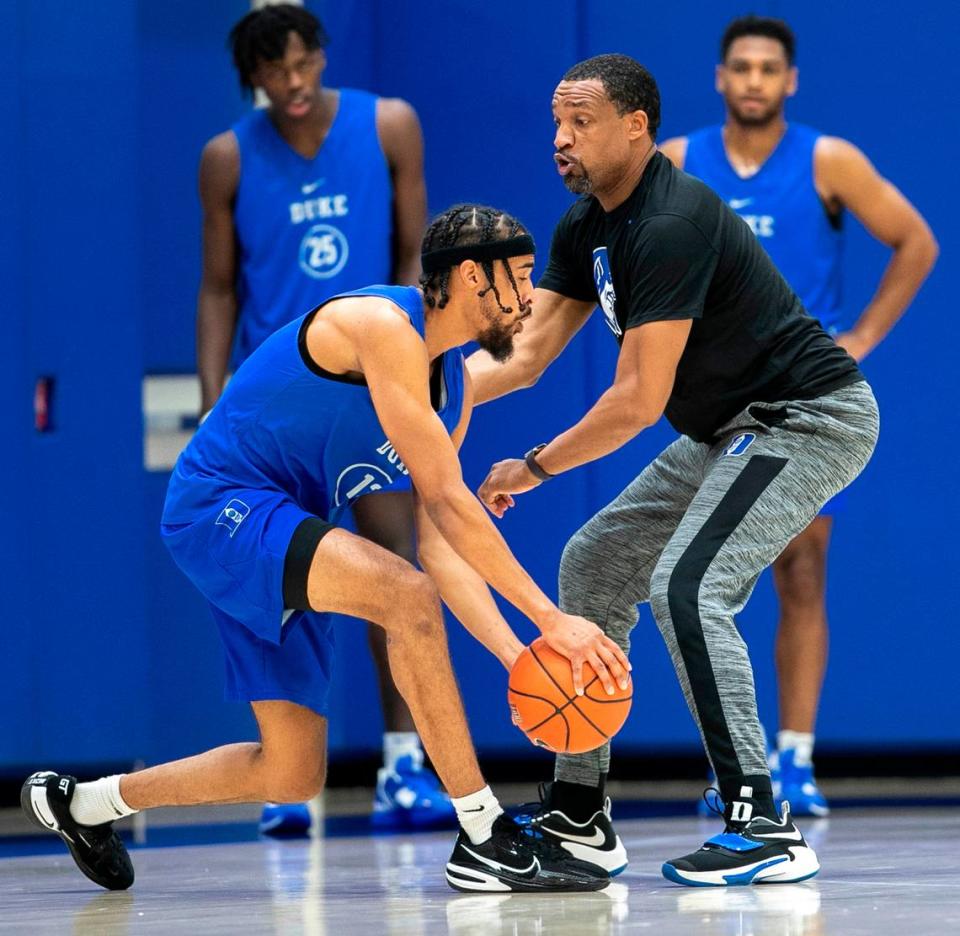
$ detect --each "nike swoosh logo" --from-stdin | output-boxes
[547,827,607,847]
[461,806,486,813]
[729,197,753,209]
[461,843,540,876]
[751,828,804,842]
[30,788,58,830]
[301,178,325,195]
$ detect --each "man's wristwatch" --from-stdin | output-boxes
[524,444,555,482]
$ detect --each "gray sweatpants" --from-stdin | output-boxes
[556,381,879,795]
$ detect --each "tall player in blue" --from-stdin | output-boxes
[22,204,630,894]
[660,15,938,814]
[196,5,436,834]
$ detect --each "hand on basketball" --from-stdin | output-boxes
[478,459,540,517]
[539,611,632,697]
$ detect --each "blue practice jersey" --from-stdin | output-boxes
[231,89,393,363]
[165,286,464,525]
[684,123,843,332]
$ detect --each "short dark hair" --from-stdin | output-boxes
[419,205,530,314]
[562,54,661,141]
[229,3,330,95]
[721,15,796,65]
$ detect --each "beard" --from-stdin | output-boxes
[476,318,516,363]
[562,171,593,195]
[728,99,783,128]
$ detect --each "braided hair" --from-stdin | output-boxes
[419,204,529,315]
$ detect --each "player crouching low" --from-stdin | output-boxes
[22,204,631,894]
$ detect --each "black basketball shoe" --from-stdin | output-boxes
[21,771,135,890]
[662,789,819,887]
[512,782,628,875]
[445,813,609,892]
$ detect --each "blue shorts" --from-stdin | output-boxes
[161,486,336,716]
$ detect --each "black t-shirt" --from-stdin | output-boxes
[538,152,863,443]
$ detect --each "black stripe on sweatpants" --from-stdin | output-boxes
[667,454,788,786]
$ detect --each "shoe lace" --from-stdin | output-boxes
[516,822,577,863]
[511,781,551,826]
[701,787,725,821]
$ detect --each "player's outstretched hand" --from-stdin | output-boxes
[478,458,540,517]
[539,611,631,696]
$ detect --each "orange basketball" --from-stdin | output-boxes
[507,637,632,754]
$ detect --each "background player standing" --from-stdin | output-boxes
[659,15,938,815]
[195,4,439,834]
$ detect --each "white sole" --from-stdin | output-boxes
[663,845,820,887]
[558,835,629,874]
[445,863,512,892]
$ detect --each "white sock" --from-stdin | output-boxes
[451,785,503,845]
[69,775,138,826]
[778,731,815,767]
[383,732,422,772]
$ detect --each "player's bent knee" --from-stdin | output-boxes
[263,752,327,803]
[648,560,675,626]
[388,571,443,637]
[773,547,827,606]
[559,527,602,589]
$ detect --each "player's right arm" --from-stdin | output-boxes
[414,371,526,671]
[348,306,630,694]
[196,132,240,416]
[466,288,595,404]
[657,137,688,170]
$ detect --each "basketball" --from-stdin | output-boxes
[507,637,633,754]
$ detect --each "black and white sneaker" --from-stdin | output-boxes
[513,782,628,875]
[445,813,609,893]
[662,789,819,887]
[21,772,135,890]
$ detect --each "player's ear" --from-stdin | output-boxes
[456,260,482,291]
[715,63,726,95]
[786,65,798,98]
[627,108,649,141]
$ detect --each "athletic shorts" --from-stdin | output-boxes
[161,486,336,716]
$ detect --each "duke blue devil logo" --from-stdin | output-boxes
[215,498,251,537]
[592,247,622,337]
[722,433,757,457]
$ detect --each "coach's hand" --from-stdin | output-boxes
[539,610,632,696]
[478,458,540,517]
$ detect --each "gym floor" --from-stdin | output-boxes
[2,780,958,934]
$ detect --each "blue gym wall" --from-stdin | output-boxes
[3,0,957,774]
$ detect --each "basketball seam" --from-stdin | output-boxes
[529,645,599,702]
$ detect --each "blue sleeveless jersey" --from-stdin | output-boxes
[231,89,393,363]
[164,286,464,525]
[684,123,843,332]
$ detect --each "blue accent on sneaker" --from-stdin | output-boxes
[258,802,311,838]
[722,856,790,886]
[705,833,764,852]
[372,753,456,830]
[778,749,830,817]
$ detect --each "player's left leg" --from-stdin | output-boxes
[353,490,455,830]
[656,384,878,886]
[22,700,327,890]
[771,515,833,817]
[258,490,454,835]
